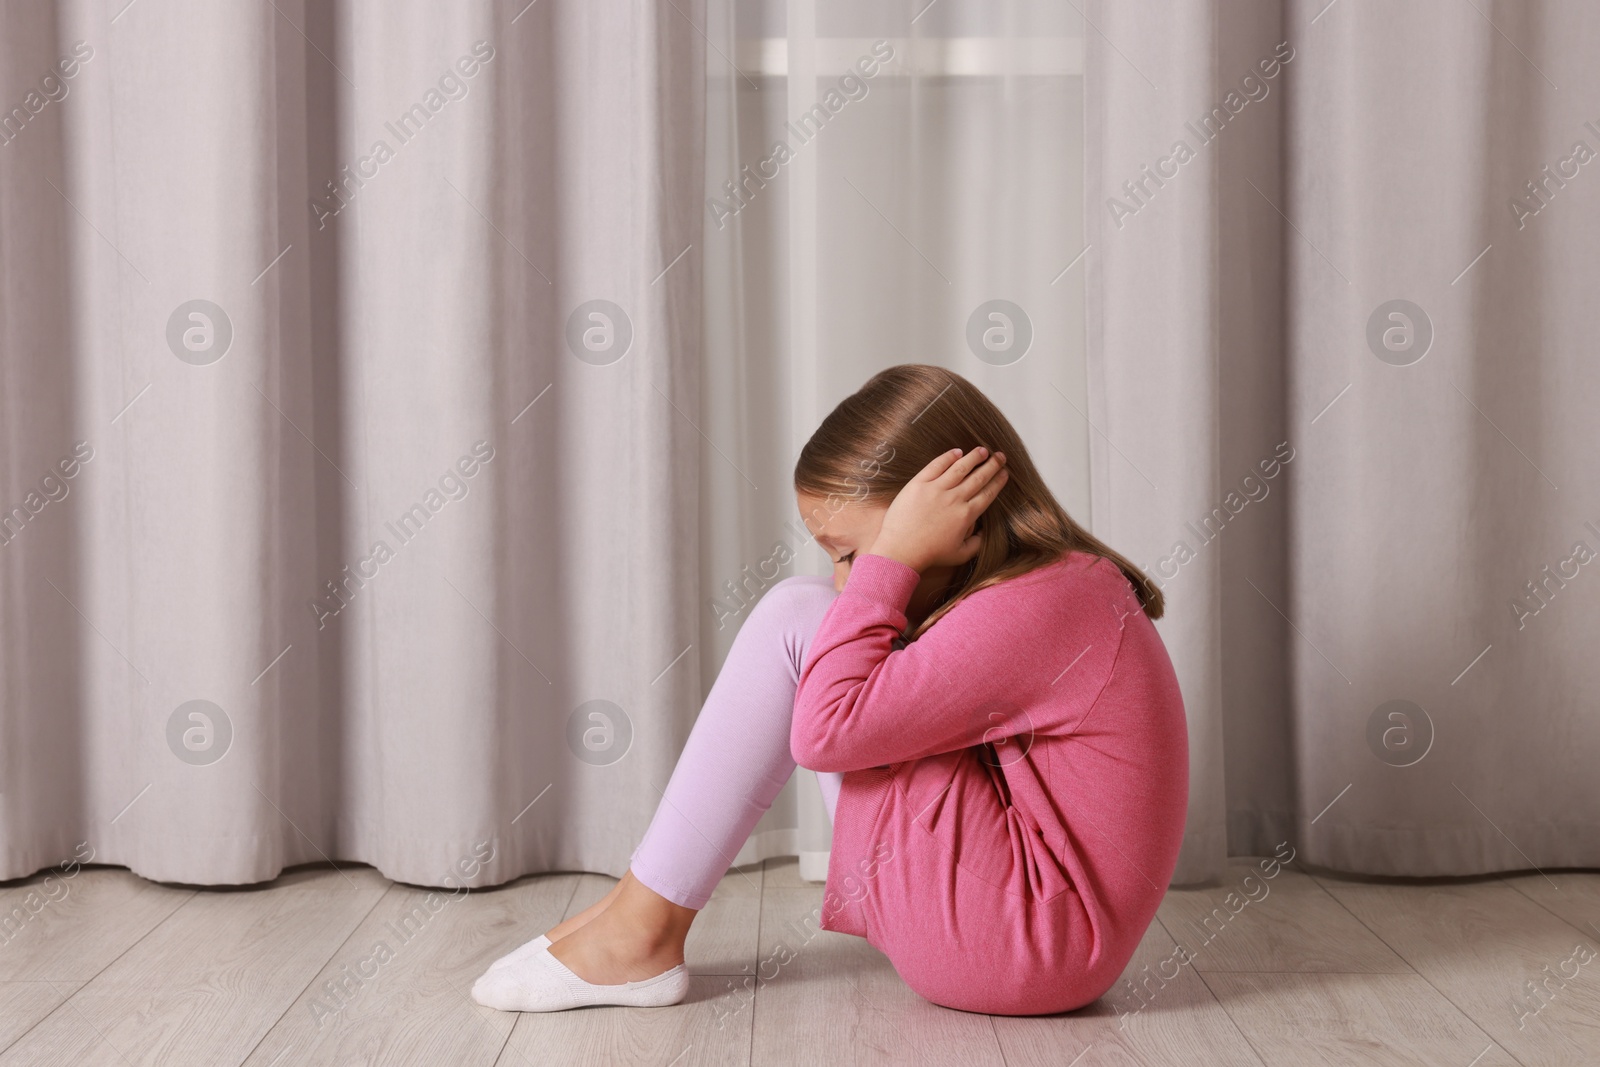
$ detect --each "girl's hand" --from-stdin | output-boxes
[867,447,1008,573]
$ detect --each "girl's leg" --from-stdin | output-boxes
[625,573,841,909]
[516,575,840,986]
[541,767,843,947]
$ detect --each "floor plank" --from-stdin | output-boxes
[993,915,1267,1067]
[691,864,762,977]
[760,856,811,889]
[1201,971,1517,1067]
[1499,870,1600,942]
[1324,880,1600,1066]
[0,868,193,982]
[497,973,752,1067]
[242,871,583,1067]
[0,981,79,1053]
[749,887,1006,1066]
[3,853,1595,1066]
[560,873,613,916]
[1158,858,1410,974]
[0,865,386,1067]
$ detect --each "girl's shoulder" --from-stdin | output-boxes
[999,548,1127,587]
[983,549,1141,616]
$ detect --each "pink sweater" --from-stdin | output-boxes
[792,550,1188,1016]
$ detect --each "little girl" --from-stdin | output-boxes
[472,364,1188,1016]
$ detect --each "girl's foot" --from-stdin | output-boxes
[544,888,686,984]
[544,877,626,942]
[484,875,627,975]
[471,870,695,1012]
[470,940,689,1012]
[483,933,550,976]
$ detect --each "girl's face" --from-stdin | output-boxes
[795,491,885,592]
[795,490,958,626]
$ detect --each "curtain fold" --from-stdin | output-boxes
[1088,0,1600,884]
[1,0,707,887]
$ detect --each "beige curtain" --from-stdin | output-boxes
[2,0,1098,888]
[1,0,1092,889]
[17,0,1576,896]
[1088,0,1600,883]
[0,0,706,886]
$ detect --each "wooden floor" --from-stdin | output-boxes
[0,855,1596,1066]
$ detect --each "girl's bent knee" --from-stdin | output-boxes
[752,574,838,629]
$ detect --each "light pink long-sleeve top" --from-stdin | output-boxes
[791,549,1189,1016]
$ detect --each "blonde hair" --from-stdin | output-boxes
[794,364,1163,638]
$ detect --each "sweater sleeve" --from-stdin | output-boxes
[791,552,1126,772]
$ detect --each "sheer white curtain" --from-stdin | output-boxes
[700,0,1090,880]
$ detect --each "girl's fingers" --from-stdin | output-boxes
[969,464,1009,507]
[959,452,1007,500]
[937,446,990,487]
[917,448,966,483]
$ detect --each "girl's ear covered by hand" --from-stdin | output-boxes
[868,447,1007,573]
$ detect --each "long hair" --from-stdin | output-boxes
[793,364,1164,639]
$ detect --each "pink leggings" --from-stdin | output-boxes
[629,575,844,909]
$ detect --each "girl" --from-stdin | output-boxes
[472,364,1188,1016]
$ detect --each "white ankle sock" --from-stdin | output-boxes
[486,932,550,974]
[471,943,689,1012]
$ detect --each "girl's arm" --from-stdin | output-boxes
[790,551,1134,772]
